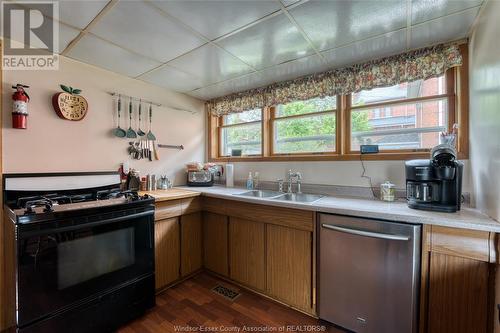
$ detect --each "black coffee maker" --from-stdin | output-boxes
[405,145,463,212]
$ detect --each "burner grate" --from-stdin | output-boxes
[211,285,240,301]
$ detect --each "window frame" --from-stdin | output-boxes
[208,45,469,162]
[269,97,341,157]
[218,109,264,157]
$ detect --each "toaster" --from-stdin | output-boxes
[187,170,214,187]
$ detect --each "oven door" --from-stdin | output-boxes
[16,208,154,328]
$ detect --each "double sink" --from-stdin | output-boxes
[234,190,323,204]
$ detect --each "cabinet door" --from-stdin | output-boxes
[155,218,180,290]
[203,212,229,276]
[267,224,312,312]
[229,217,265,291]
[428,252,489,333]
[180,212,202,277]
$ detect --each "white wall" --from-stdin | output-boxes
[469,0,500,221]
[231,160,472,191]
[2,56,205,185]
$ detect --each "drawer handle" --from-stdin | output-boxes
[321,224,410,241]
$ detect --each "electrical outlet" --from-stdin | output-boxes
[360,144,379,154]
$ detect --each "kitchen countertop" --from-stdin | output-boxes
[139,188,200,202]
[171,185,500,233]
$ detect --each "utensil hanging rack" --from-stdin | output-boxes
[128,141,184,150]
[107,92,198,114]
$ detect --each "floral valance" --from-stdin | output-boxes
[206,43,463,116]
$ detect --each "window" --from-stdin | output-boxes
[220,108,262,156]
[209,67,467,161]
[349,75,450,152]
[272,96,337,154]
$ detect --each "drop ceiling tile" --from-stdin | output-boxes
[410,7,479,48]
[194,72,268,99]
[25,0,108,29]
[281,0,301,7]
[56,23,80,53]
[289,0,406,51]
[150,0,281,40]
[216,13,315,70]
[321,29,406,68]
[67,34,161,77]
[90,1,206,62]
[140,66,206,92]
[258,54,328,86]
[411,0,483,25]
[168,44,255,85]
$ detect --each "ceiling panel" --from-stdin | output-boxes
[151,0,282,40]
[188,72,267,100]
[258,54,327,86]
[321,29,406,68]
[140,66,206,92]
[217,13,314,70]
[67,34,161,77]
[27,0,108,29]
[90,1,206,62]
[168,44,255,86]
[56,23,80,53]
[410,7,479,48]
[288,0,406,52]
[411,0,483,25]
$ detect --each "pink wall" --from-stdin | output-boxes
[2,56,205,185]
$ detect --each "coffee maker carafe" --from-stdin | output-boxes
[405,144,463,212]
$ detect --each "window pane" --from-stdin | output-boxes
[223,109,261,125]
[276,96,337,117]
[274,113,336,154]
[352,75,446,107]
[221,123,261,156]
[351,98,448,151]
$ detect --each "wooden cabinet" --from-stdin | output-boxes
[266,224,313,312]
[421,225,495,333]
[427,252,489,333]
[180,212,203,277]
[155,217,180,290]
[203,212,229,276]
[229,217,266,291]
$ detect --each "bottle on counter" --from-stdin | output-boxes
[254,172,260,189]
[246,172,254,190]
[226,164,234,187]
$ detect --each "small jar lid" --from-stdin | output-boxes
[381,181,395,188]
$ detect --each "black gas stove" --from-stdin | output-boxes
[3,172,156,333]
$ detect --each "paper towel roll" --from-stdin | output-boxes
[225,164,234,187]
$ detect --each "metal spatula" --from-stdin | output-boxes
[137,99,145,136]
[113,95,126,138]
[146,103,156,141]
[126,98,137,138]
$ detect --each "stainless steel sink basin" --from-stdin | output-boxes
[234,190,284,198]
[272,193,324,203]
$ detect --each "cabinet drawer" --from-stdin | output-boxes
[155,200,182,220]
[431,226,490,262]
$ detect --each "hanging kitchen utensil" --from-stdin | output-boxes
[137,99,146,136]
[146,103,156,141]
[113,95,126,138]
[126,97,137,138]
[153,141,160,160]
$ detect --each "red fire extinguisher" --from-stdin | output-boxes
[12,84,30,129]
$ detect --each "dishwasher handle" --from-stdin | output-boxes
[321,223,410,241]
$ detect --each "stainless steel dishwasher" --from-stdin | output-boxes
[318,214,421,333]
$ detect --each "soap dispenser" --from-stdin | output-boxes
[246,172,254,190]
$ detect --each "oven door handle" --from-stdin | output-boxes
[21,210,154,237]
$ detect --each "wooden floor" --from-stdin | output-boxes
[118,273,347,333]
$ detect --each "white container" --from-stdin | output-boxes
[225,164,234,187]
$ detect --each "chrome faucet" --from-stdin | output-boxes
[287,170,303,194]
